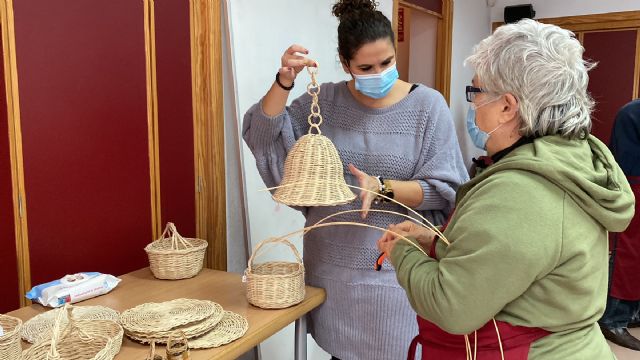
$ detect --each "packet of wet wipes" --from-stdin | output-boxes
[26,272,121,307]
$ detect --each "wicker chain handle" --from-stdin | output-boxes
[247,237,303,273]
[306,64,322,135]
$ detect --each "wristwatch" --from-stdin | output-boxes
[381,178,394,201]
[374,176,394,203]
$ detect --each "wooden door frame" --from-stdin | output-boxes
[190,0,226,270]
[146,0,227,270]
[493,11,640,100]
[1,0,30,308]
[393,0,453,103]
[492,10,640,32]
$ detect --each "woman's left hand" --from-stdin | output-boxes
[348,164,380,219]
[377,228,400,259]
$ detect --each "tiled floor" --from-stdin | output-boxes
[609,327,640,360]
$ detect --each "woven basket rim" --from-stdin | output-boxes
[247,262,304,275]
[188,311,248,349]
[144,238,207,254]
[0,314,22,340]
[21,305,119,344]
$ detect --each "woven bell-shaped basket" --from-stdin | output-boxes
[272,65,355,206]
[0,314,22,360]
[273,133,356,206]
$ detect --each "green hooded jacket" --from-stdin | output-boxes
[391,135,635,359]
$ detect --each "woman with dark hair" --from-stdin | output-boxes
[243,0,468,358]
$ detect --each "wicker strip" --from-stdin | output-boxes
[124,304,224,344]
[145,222,208,279]
[22,305,119,344]
[120,298,219,333]
[0,314,22,360]
[189,311,248,349]
[244,238,305,309]
[145,342,164,360]
[22,305,123,360]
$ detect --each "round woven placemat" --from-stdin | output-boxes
[189,311,248,349]
[21,305,120,344]
[120,298,219,333]
[125,304,224,344]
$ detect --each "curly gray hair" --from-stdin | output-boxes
[465,19,596,139]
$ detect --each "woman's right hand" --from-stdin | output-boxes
[278,44,317,86]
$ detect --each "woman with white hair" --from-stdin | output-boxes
[377,19,636,359]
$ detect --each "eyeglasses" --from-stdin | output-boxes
[466,85,487,102]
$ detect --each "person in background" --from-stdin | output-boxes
[242,0,468,358]
[378,19,635,359]
[599,99,640,350]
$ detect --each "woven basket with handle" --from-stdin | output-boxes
[0,314,22,360]
[22,304,123,360]
[244,237,305,309]
[145,222,208,280]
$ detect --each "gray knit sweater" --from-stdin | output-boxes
[243,82,468,360]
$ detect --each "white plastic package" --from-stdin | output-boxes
[26,272,121,308]
[0,324,3,336]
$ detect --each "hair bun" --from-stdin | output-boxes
[332,0,377,20]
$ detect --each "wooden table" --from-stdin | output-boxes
[7,268,326,360]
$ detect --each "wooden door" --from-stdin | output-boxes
[0,30,20,312]
[582,29,639,143]
[13,0,153,285]
[154,0,196,237]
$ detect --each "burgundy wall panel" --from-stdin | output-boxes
[0,34,20,312]
[154,0,196,237]
[14,0,152,284]
[584,30,637,143]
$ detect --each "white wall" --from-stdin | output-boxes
[225,1,392,359]
[222,0,249,276]
[408,10,438,88]
[449,0,492,167]
[491,0,640,22]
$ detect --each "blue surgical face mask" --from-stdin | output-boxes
[466,103,503,150]
[353,63,399,99]
[466,107,489,150]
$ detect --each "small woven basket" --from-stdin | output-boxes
[0,314,22,360]
[145,222,208,280]
[244,237,305,309]
[166,332,190,360]
[22,304,123,360]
